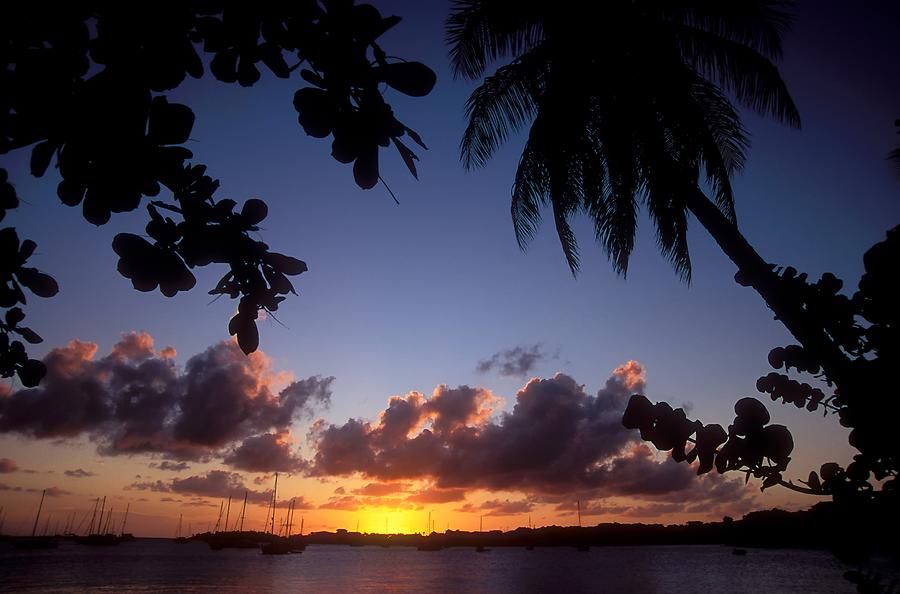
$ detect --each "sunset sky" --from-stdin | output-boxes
[1,1,899,537]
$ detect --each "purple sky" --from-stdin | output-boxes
[0,1,898,535]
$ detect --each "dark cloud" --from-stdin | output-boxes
[352,482,410,496]
[157,470,273,505]
[319,495,362,511]
[308,361,758,517]
[157,461,190,472]
[0,333,332,469]
[457,499,534,516]
[127,480,171,493]
[64,468,95,478]
[223,432,306,473]
[310,362,645,494]
[476,344,549,377]
[406,486,468,504]
[0,458,17,473]
[0,483,70,497]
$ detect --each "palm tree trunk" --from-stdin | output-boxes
[686,190,852,387]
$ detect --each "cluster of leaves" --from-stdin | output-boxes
[751,226,900,500]
[1,2,435,359]
[625,226,899,505]
[623,395,793,490]
[0,208,58,387]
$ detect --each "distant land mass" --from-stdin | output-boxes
[183,503,896,562]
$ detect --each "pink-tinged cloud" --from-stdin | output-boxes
[64,468,95,478]
[352,482,411,496]
[223,432,306,473]
[405,486,468,504]
[309,364,644,493]
[456,499,534,516]
[0,333,332,470]
[0,458,17,473]
[0,483,69,497]
[308,362,758,516]
[129,470,275,505]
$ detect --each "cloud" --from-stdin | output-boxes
[307,360,757,517]
[223,432,306,473]
[127,480,171,493]
[133,470,275,505]
[156,461,190,472]
[0,458,17,473]
[406,486,468,504]
[476,344,549,377]
[0,333,332,469]
[309,362,645,494]
[0,483,70,497]
[457,499,534,516]
[319,495,362,511]
[64,468,96,478]
[352,482,410,496]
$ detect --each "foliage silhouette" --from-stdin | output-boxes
[624,226,900,590]
[0,1,436,382]
[447,1,881,444]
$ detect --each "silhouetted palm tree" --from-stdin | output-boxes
[449,0,851,385]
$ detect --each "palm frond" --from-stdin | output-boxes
[447,0,543,80]
[460,49,544,169]
[590,107,639,277]
[510,129,549,250]
[675,26,800,127]
[664,0,794,60]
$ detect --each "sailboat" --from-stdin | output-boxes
[174,514,191,544]
[206,492,259,550]
[75,497,121,546]
[260,474,300,555]
[10,490,59,549]
[119,503,135,542]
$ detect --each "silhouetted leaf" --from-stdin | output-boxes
[17,327,42,344]
[148,97,195,145]
[293,88,337,138]
[265,252,307,276]
[377,62,437,97]
[353,144,379,189]
[403,125,428,150]
[15,267,59,298]
[229,311,259,355]
[30,141,55,177]
[5,307,25,327]
[241,199,268,225]
[391,137,419,179]
[18,358,46,387]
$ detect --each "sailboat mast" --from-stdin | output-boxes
[300,517,304,537]
[480,515,483,533]
[224,496,232,533]
[103,507,113,534]
[120,503,130,536]
[288,499,295,537]
[270,473,278,536]
[88,497,99,535]
[97,497,107,535]
[239,491,248,532]
[31,489,46,537]
[176,514,182,538]
[577,499,582,528]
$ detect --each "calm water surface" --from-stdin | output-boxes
[0,540,867,593]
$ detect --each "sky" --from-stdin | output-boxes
[0,1,898,537]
